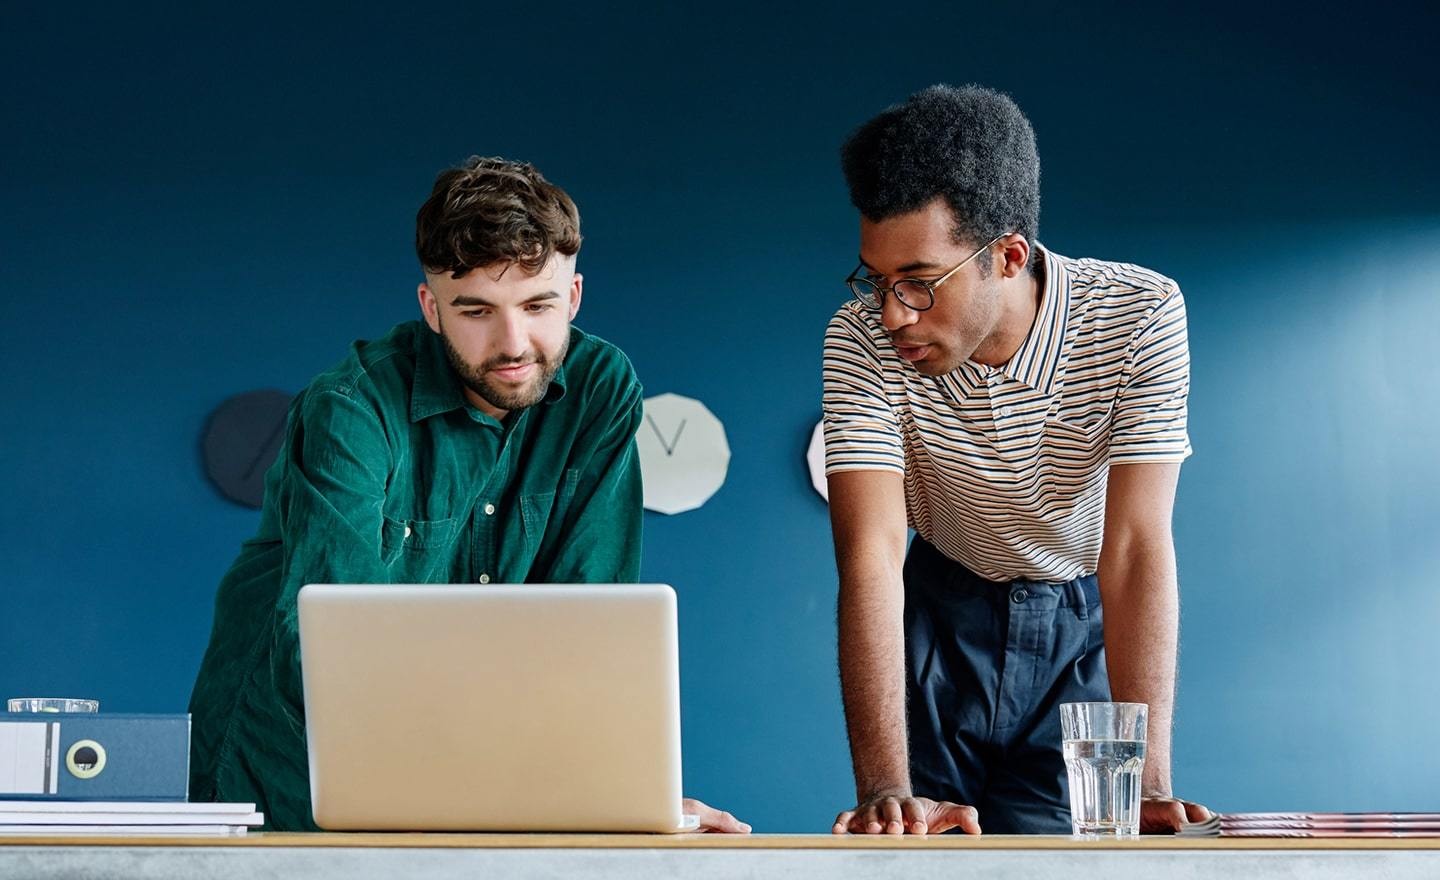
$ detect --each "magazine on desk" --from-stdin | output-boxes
[1180,812,1440,838]
[0,824,252,836]
[0,801,262,837]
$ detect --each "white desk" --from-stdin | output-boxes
[4,832,1439,879]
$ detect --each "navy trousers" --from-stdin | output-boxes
[904,535,1110,834]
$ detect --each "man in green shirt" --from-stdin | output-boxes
[189,156,748,833]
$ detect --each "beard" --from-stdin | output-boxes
[438,326,569,415]
[901,276,1005,376]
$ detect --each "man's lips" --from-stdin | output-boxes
[895,343,931,362]
[489,362,538,382]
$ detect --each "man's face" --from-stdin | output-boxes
[418,255,582,418]
[857,198,1003,376]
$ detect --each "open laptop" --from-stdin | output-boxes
[297,583,699,832]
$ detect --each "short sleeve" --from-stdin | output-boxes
[1109,289,1192,464]
[822,307,905,475]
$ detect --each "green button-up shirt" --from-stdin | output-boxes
[188,320,643,829]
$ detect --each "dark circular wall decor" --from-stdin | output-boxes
[202,390,294,509]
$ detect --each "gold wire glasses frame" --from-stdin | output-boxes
[845,232,1009,312]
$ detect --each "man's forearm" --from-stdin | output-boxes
[1097,538,1180,796]
[837,560,911,799]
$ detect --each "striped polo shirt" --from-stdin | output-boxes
[822,245,1191,583]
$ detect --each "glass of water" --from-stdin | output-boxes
[1060,701,1147,837]
[7,698,100,713]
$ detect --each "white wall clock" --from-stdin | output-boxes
[807,419,828,502]
[636,392,730,515]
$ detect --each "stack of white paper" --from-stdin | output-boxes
[0,801,263,836]
[1180,812,1440,838]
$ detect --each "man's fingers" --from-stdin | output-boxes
[1140,798,1188,833]
[852,806,877,834]
[881,797,905,834]
[900,798,928,835]
[862,800,889,834]
[847,800,896,834]
[707,810,751,834]
[837,795,970,835]
[1183,800,1213,823]
[682,798,751,834]
[851,804,879,834]
[929,802,982,835]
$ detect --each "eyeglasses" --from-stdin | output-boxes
[845,232,1008,312]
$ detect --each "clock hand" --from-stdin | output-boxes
[645,414,688,457]
[645,414,669,452]
[666,419,686,455]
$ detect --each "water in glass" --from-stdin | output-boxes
[1063,737,1145,836]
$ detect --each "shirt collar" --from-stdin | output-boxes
[409,324,570,424]
[998,243,1069,395]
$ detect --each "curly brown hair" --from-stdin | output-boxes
[415,156,581,279]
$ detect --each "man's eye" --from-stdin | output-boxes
[526,303,553,313]
[461,310,490,318]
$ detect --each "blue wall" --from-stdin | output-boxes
[3,2,1437,829]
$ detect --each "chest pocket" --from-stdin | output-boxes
[1042,415,1111,464]
[380,515,459,579]
[519,468,581,554]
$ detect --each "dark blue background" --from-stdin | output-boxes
[3,2,1438,830]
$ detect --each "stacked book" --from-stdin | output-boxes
[1180,812,1440,838]
[0,801,264,837]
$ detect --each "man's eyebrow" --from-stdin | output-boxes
[857,256,945,276]
[450,291,561,307]
[450,294,495,307]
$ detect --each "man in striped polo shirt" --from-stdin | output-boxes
[825,85,1210,836]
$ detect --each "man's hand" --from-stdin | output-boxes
[1141,795,1212,833]
[683,797,751,833]
[832,791,982,836]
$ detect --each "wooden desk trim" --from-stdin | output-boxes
[2,833,1439,850]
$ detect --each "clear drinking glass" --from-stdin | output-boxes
[6,698,100,713]
[1060,701,1147,837]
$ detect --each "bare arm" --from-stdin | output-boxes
[831,469,911,801]
[1096,461,1209,830]
[828,470,980,835]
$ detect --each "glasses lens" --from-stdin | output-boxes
[848,278,883,310]
[893,281,933,311]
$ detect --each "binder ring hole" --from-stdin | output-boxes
[66,739,107,779]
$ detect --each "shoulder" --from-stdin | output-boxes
[297,321,421,424]
[561,325,643,412]
[1063,252,1183,319]
[1053,252,1185,349]
[825,301,895,363]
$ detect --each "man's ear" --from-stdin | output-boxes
[569,272,583,320]
[418,281,442,333]
[997,235,1031,280]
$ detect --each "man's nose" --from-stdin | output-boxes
[879,290,920,333]
[496,311,529,358]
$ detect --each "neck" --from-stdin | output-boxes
[971,267,1043,368]
[463,387,509,422]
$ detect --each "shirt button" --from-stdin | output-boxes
[1010,588,1029,604]
[484,503,496,516]
[999,406,1013,417]
[479,573,491,584]
[403,525,412,539]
